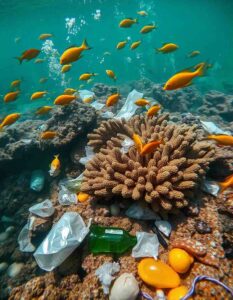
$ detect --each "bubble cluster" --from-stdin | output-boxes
[92,9,101,20]
[65,17,78,42]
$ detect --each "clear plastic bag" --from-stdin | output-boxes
[132,232,159,259]
[34,212,89,271]
[79,146,95,165]
[90,101,105,110]
[200,120,231,135]
[125,203,160,220]
[29,199,55,217]
[58,185,77,206]
[201,180,220,196]
[155,220,172,237]
[59,173,83,193]
[120,137,134,154]
[95,262,120,294]
[18,217,36,252]
[30,170,45,192]
[79,89,95,101]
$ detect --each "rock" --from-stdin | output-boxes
[7,262,24,278]
[109,273,139,300]
[110,203,120,216]
[0,231,9,242]
[0,262,8,273]
[195,220,212,234]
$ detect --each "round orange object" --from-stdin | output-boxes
[77,192,90,203]
[168,248,194,274]
[167,285,189,300]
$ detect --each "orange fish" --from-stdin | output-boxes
[40,131,57,139]
[35,106,52,115]
[49,154,61,177]
[31,91,47,100]
[60,39,91,65]
[0,113,21,130]
[119,18,137,28]
[77,192,90,203]
[106,70,117,81]
[140,140,162,156]
[4,91,20,102]
[135,98,150,106]
[11,80,21,88]
[15,48,40,64]
[39,77,48,84]
[218,174,233,192]
[106,93,120,107]
[133,133,143,153]
[147,105,161,117]
[54,94,76,105]
[207,135,233,146]
[83,96,94,103]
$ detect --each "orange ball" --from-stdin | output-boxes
[168,248,194,274]
[167,285,189,300]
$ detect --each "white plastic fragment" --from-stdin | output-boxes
[59,173,84,192]
[109,273,139,300]
[201,180,220,196]
[30,170,45,192]
[18,217,36,252]
[58,185,77,206]
[79,146,95,165]
[125,203,160,220]
[101,111,115,119]
[132,232,159,259]
[90,101,105,110]
[79,89,95,101]
[200,121,231,135]
[120,137,134,154]
[95,262,120,294]
[115,89,143,120]
[29,199,55,217]
[155,220,172,237]
[34,212,89,271]
[155,289,166,300]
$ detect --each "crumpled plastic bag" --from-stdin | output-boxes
[201,180,220,196]
[120,137,134,154]
[101,111,115,119]
[200,120,231,135]
[18,216,36,252]
[79,146,95,165]
[90,101,105,110]
[155,220,172,237]
[58,185,77,206]
[59,173,83,193]
[30,170,45,192]
[79,89,95,101]
[95,262,120,294]
[125,203,160,220]
[115,89,143,120]
[132,232,159,259]
[34,212,89,271]
[29,199,55,217]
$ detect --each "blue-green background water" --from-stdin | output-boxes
[0,0,233,115]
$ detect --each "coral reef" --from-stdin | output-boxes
[92,83,117,98]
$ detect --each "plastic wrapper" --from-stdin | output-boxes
[79,89,95,101]
[29,199,55,217]
[201,180,220,196]
[115,89,143,120]
[18,217,36,252]
[155,220,172,237]
[125,203,160,220]
[90,101,105,110]
[30,170,45,192]
[79,146,95,165]
[59,173,83,193]
[95,262,120,294]
[58,185,77,206]
[132,232,159,259]
[120,137,134,154]
[101,111,115,119]
[34,212,89,271]
[200,120,231,135]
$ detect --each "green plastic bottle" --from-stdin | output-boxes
[89,225,137,255]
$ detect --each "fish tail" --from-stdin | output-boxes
[82,39,92,50]
[196,62,206,76]
[54,154,59,159]
[134,18,138,23]
[92,73,98,76]
[14,56,23,64]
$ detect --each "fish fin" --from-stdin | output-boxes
[184,81,193,87]
[82,39,92,50]
[195,62,207,76]
[54,154,59,159]
[14,56,23,64]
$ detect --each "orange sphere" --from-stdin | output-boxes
[168,248,194,274]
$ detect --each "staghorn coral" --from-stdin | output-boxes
[81,114,215,212]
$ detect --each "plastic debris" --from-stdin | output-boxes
[125,203,160,220]
[109,273,139,300]
[140,291,154,300]
[79,89,95,101]
[34,212,89,271]
[101,111,115,119]
[95,262,120,294]
[30,170,45,192]
[79,146,95,165]
[132,232,159,259]
[18,217,36,252]
[58,185,77,206]
[200,120,231,135]
[59,173,84,193]
[201,180,220,196]
[120,137,134,154]
[155,220,172,237]
[29,199,55,217]
[115,89,143,120]
[90,101,105,110]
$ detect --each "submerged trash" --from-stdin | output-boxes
[109,273,139,300]
[132,232,159,259]
[30,170,45,192]
[79,146,95,165]
[29,199,55,217]
[58,185,77,206]
[79,89,95,101]
[155,220,172,237]
[200,120,231,135]
[34,212,89,271]
[95,262,120,294]
[168,285,188,300]
[168,248,194,274]
[120,137,134,154]
[201,180,220,196]
[18,217,35,252]
[59,173,83,192]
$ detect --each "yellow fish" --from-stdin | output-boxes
[35,106,52,115]
[0,113,21,130]
[147,105,161,117]
[49,155,61,177]
[207,135,233,146]
[38,33,53,40]
[187,50,200,58]
[63,88,77,95]
[137,11,148,16]
[11,80,21,88]
[40,131,57,139]
[61,64,72,73]
[83,96,93,103]
[140,24,157,33]
[156,43,179,54]
[135,98,150,106]
[133,133,143,153]
[60,39,91,65]
[4,91,20,103]
[106,93,120,107]
[131,40,141,50]
[15,49,40,64]
[54,94,76,105]
[106,70,117,81]
[116,41,127,49]
[34,58,45,64]
[119,18,137,28]
[140,140,162,156]
[39,77,48,84]
[163,62,206,90]
[79,73,97,81]
[31,91,47,100]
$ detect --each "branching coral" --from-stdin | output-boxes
[81,114,215,212]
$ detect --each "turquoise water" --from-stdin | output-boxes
[0,0,233,115]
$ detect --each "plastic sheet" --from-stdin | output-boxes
[200,120,231,135]
[132,232,159,259]
[155,220,172,237]
[95,262,120,294]
[30,170,45,192]
[90,101,105,110]
[34,212,89,271]
[59,173,83,193]
[120,137,134,154]
[79,89,95,101]
[58,185,77,206]
[115,89,143,120]
[79,146,95,165]
[18,217,36,252]
[125,203,160,220]
[101,111,115,119]
[29,199,55,217]
[201,180,220,196]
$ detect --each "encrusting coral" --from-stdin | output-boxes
[81,114,215,212]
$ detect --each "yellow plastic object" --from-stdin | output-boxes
[167,285,189,300]
[168,248,194,274]
[77,192,90,203]
[138,258,180,289]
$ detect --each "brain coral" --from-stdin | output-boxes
[81,114,215,212]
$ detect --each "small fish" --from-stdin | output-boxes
[39,77,48,84]
[140,140,162,156]
[137,11,148,16]
[60,39,91,65]
[187,50,200,58]
[147,105,161,117]
[61,64,72,73]
[54,94,76,105]
[133,133,143,153]
[135,98,150,106]
[163,62,206,90]
[34,58,45,64]
[38,33,53,40]
[63,88,77,95]
[14,37,21,43]
[35,106,52,115]
[49,155,61,177]
[87,78,94,84]
[106,69,117,80]
[207,135,233,146]
[119,18,138,28]
[11,79,21,88]
[218,174,233,192]
[116,41,127,49]
[4,91,20,103]
[40,131,57,139]
[156,43,179,54]
[131,40,141,50]
[83,96,93,103]
[79,73,98,81]
[15,48,40,64]
[0,113,21,131]
[106,93,120,107]
[140,24,156,33]
[31,91,47,100]
[77,192,90,203]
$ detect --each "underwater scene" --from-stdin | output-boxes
[0,0,233,299]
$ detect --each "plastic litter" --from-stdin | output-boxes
[30,170,45,192]
[18,217,36,252]
[200,120,231,135]
[34,212,89,271]
[120,137,134,154]
[95,262,120,294]
[125,203,160,220]
[101,111,115,119]
[29,199,55,217]
[90,101,105,110]
[79,89,95,101]
[59,173,83,193]
[132,232,159,259]
[115,89,143,120]
[201,180,220,196]
[58,185,77,206]
[155,220,172,237]
[79,146,95,165]
[109,273,139,300]
[140,292,154,300]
